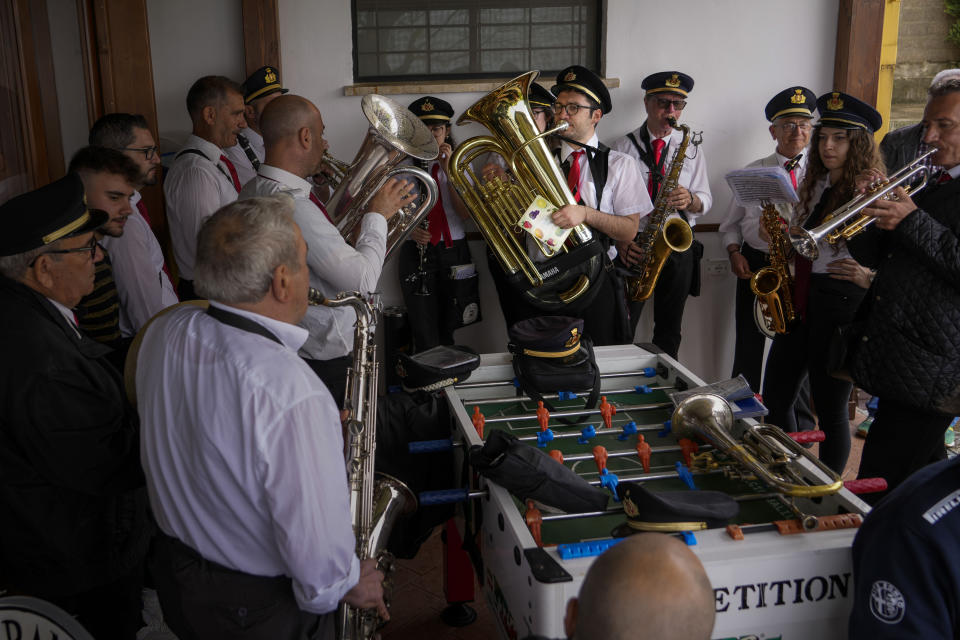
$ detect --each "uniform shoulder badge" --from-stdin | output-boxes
[665,73,681,88]
[564,70,577,82]
[264,68,277,84]
[827,92,844,111]
[422,99,435,112]
[791,88,806,104]
[869,580,906,624]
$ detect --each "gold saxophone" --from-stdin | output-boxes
[625,118,697,301]
[750,194,798,336]
[308,288,416,639]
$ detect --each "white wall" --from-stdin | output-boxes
[47,0,89,167]
[278,1,838,381]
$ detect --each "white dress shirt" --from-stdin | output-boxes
[555,133,653,260]
[224,127,264,188]
[797,175,854,274]
[610,123,713,227]
[137,302,360,614]
[164,134,239,280]
[239,165,388,360]
[719,151,808,252]
[100,191,178,336]
[48,297,81,337]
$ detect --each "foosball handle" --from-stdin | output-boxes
[408,438,455,454]
[844,477,888,494]
[641,367,656,377]
[420,488,470,505]
[788,431,826,444]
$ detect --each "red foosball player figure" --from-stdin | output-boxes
[525,499,543,547]
[679,437,699,469]
[636,435,652,473]
[472,406,485,439]
[599,396,616,429]
[536,400,550,432]
[592,445,609,475]
[549,450,565,464]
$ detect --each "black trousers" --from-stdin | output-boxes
[150,533,333,640]
[39,570,143,640]
[732,245,816,430]
[398,239,472,353]
[627,247,695,359]
[858,397,951,503]
[762,275,866,474]
[303,355,351,409]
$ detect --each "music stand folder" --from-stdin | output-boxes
[725,166,799,207]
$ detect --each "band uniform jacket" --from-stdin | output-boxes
[847,179,960,415]
[0,277,151,595]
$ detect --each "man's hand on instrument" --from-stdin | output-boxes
[854,168,886,194]
[343,558,389,621]
[552,204,587,229]
[410,226,432,246]
[438,142,454,174]
[481,162,508,182]
[616,240,644,267]
[664,185,694,211]
[862,186,916,230]
[729,251,752,279]
[368,177,417,221]
[826,258,874,289]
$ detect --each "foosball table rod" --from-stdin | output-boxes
[453,367,665,391]
[468,383,673,406]
[484,401,673,425]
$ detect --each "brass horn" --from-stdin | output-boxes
[789,147,936,260]
[447,70,603,310]
[325,94,440,261]
[671,393,842,498]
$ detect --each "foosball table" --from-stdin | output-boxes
[432,344,873,640]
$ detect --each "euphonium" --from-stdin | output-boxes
[308,288,417,639]
[625,118,697,301]
[448,70,603,311]
[789,147,936,260]
[671,393,843,499]
[325,94,440,261]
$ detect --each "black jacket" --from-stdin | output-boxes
[847,180,960,414]
[0,276,151,595]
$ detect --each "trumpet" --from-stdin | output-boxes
[789,148,936,260]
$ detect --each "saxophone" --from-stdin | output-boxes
[308,288,417,639]
[625,118,698,301]
[749,157,801,336]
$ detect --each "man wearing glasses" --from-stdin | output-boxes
[0,174,151,639]
[89,115,179,335]
[611,71,712,358]
[546,65,652,345]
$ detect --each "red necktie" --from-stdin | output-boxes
[567,149,584,201]
[220,154,242,192]
[648,138,666,197]
[309,192,333,223]
[428,163,453,248]
[939,172,953,184]
[784,160,798,190]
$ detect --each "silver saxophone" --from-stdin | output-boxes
[308,288,417,639]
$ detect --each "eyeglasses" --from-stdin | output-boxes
[122,145,159,161]
[552,102,598,116]
[777,122,813,133]
[31,237,99,265]
[655,98,687,111]
[531,107,551,117]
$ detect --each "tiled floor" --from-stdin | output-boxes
[381,405,875,640]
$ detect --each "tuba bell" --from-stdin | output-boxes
[324,94,440,261]
[447,71,604,311]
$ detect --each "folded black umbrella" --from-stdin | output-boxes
[470,430,610,513]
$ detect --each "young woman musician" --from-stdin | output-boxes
[761,91,881,474]
[398,96,478,352]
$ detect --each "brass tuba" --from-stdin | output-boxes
[308,288,417,639]
[448,71,604,310]
[624,118,697,301]
[324,94,440,261]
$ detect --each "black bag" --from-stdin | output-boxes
[508,316,601,425]
[469,430,610,513]
[826,322,861,382]
[688,239,705,297]
[444,266,481,331]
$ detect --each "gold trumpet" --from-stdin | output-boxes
[789,148,936,260]
[671,393,843,498]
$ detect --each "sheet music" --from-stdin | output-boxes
[724,166,799,207]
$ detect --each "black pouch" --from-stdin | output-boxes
[688,239,705,297]
[469,430,610,513]
[826,322,861,382]
[508,316,600,425]
[444,266,481,331]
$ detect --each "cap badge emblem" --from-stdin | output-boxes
[665,74,681,88]
[564,328,580,348]
[564,71,577,82]
[264,68,277,84]
[827,92,844,111]
[623,494,639,517]
[790,89,806,104]
[421,99,435,112]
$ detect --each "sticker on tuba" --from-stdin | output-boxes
[517,195,572,257]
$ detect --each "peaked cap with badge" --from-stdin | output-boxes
[408,96,455,123]
[242,65,289,104]
[765,86,816,122]
[641,71,695,98]
[551,65,612,114]
[528,83,557,109]
[817,91,882,132]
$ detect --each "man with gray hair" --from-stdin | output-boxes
[847,71,960,500]
[137,195,387,639]
[562,533,715,640]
